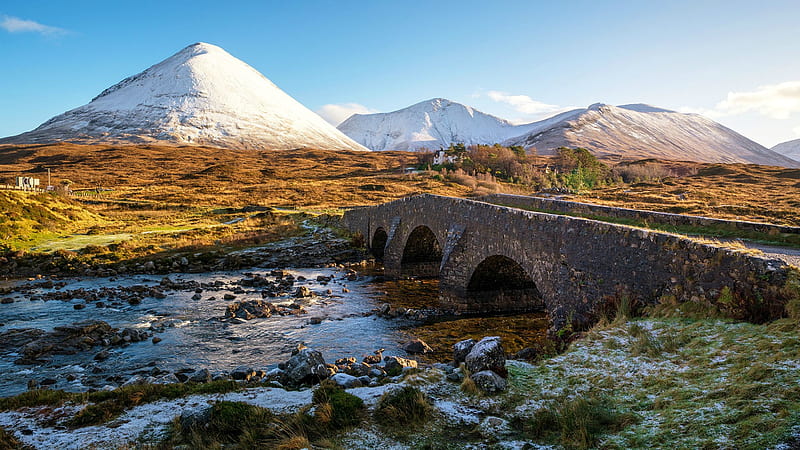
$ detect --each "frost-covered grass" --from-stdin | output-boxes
[3,318,799,448]
[505,317,800,448]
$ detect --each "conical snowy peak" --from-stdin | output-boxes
[338,98,533,151]
[1,43,367,151]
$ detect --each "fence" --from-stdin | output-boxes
[0,184,47,193]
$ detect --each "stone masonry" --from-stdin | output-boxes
[343,194,793,332]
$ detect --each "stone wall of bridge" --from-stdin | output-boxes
[343,194,793,331]
[479,193,800,236]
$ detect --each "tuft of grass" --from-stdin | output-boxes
[0,426,25,450]
[165,400,282,448]
[519,393,639,449]
[311,381,364,429]
[374,386,433,430]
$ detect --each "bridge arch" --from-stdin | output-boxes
[400,225,443,278]
[465,254,544,313]
[371,227,388,260]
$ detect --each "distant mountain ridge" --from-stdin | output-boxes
[337,98,539,151]
[339,99,799,167]
[0,43,366,151]
[772,139,800,162]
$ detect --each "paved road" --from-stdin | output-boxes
[745,243,800,267]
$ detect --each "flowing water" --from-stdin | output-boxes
[0,266,548,397]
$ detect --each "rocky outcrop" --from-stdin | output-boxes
[6,320,152,365]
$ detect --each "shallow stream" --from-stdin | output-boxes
[0,265,548,397]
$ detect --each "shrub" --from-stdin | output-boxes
[374,386,433,429]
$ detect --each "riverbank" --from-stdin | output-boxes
[2,313,799,449]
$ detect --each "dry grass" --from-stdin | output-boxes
[0,143,472,208]
[579,159,800,226]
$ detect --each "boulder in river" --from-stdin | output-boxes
[224,299,277,320]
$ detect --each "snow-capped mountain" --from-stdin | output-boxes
[772,139,800,162]
[0,43,367,151]
[338,98,797,167]
[337,98,542,151]
[504,103,798,167]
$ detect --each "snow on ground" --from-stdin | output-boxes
[0,387,314,449]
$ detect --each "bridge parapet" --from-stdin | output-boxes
[343,194,795,332]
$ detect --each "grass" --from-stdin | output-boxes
[311,380,365,429]
[164,382,364,449]
[374,386,433,430]
[579,162,800,226]
[517,392,639,449]
[504,316,800,448]
[0,380,242,427]
[0,426,25,450]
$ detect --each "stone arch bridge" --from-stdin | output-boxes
[343,194,791,331]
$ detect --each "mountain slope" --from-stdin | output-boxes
[0,43,367,151]
[504,103,799,167]
[772,139,800,162]
[337,98,542,151]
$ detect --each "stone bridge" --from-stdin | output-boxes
[343,194,793,331]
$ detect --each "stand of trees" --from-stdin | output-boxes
[416,144,613,192]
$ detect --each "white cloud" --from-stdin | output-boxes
[316,103,378,126]
[486,90,562,115]
[1,15,67,35]
[715,80,800,119]
[676,105,724,119]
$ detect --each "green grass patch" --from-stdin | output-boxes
[374,386,433,430]
[504,317,800,448]
[311,381,365,429]
[517,392,639,449]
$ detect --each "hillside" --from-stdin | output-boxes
[0,43,366,152]
[505,103,799,167]
[772,138,800,162]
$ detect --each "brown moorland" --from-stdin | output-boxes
[0,143,471,208]
[1,143,798,226]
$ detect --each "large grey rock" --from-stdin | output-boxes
[188,368,212,383]
[465,336,506,377]
[231,366,256,381]
[282,347,328,386]
[330,372,362,388]
[383,356,418,373]
[404,338,433,355]
[470,370,508,393]
[453,338,476,365]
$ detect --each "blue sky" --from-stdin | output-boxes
[2,0,800,146]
